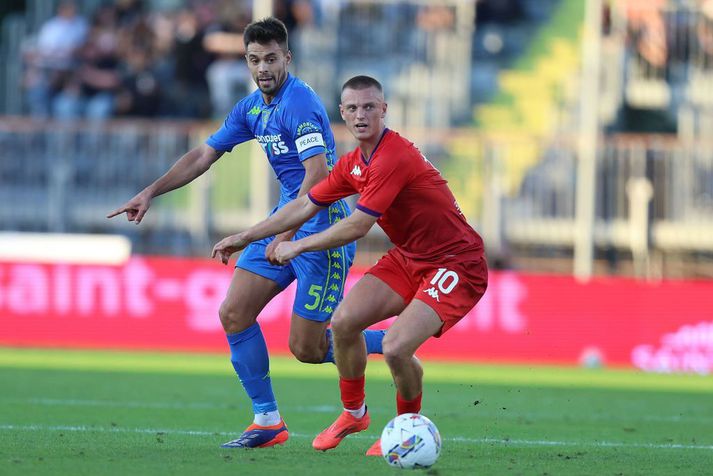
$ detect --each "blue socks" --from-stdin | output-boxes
[322,328,335,363]
[226,323,277,414]
[228,324,386,412]
[321,328,386,363]
[364,329,387,354]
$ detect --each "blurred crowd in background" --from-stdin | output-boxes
[6,0,713,124]
[20,0,314,120]
[15,0,545,121]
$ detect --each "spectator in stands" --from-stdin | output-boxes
[275,0,315,57]
[166,8,214,118]
[34,0,89,68]
[417,4,455,31]
[115,0,144,27]
[20,0,318,119]
[621,0,668,77]
[115,46,162,117]
[22,1,89,117]
[275,0,314,34]
[203,5,251,118]
[52,5,122,119]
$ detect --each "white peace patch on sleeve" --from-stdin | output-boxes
[295,132,325,153]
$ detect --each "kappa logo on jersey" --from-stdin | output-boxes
[423,287,440,302]
[351,165,362,176]
[247,106,261,115]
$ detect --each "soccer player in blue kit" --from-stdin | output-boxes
[108,18,385,448]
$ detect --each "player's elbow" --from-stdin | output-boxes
[196,144,223,170]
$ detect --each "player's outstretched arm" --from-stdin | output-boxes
[211,195,322,265]
[107,144,223,224]
[265,152,329,262]
[273,209,377,264]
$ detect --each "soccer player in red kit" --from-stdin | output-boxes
[212,75,488,455]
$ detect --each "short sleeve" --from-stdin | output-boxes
[205,101,254,152]
[356,153,410,216]
[286,95,329,162]
[308,156,356,206]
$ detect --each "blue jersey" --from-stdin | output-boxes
[206,74,349,233]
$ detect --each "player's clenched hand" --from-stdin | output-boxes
[211,233,250,265]
[107,192,152,224]
[265,230,296,265]
[273,241,301,265]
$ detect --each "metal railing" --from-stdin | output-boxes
[492,133,713,277]
[0,117,202,254]
[1,117,712,277]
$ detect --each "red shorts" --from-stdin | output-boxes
[367,248,488,336]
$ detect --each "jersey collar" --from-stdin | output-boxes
[360,128,390,165]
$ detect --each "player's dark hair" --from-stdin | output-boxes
[243,17,289,50]
[342,75,383,92]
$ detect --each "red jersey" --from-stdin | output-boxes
[308,129,484,261]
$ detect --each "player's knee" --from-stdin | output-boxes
[382,333,410,366]
[330,307,364,339]
[288,340,323,364]
[218,300,254,334]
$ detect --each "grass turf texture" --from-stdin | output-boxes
[1,348,712,475]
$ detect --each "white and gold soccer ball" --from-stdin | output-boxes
[380,413,442,469]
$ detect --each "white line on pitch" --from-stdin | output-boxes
[6,398,712,424]
[0,424,711,451]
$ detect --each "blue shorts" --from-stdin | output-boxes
[236,230,356,322]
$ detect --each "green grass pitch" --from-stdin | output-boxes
[1,347,712,475]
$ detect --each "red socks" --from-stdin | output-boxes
[340,376,422,416]
[339,375,365,410]
[396,392,422,415]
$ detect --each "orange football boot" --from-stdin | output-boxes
[312,409,370,451]
[365,438,381,456]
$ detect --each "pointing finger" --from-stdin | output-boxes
[106,207,127,219]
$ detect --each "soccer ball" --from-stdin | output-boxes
[380,413,442,469]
